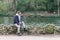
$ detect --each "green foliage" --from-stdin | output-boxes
[1,24,60,35]
[0,0,58,15]
[0,1,7,13]
[44,24,56,34]
[17,0,57,12]
[17,0,28,12]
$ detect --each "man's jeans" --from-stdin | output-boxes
[14,21,25,33]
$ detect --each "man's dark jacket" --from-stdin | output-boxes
[14,15,19,25]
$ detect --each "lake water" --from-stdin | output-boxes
[0,16,60,26]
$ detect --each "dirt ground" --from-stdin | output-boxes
[0,34,60,40]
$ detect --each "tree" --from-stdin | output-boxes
[0,1,7,14]
[16,0,58,12]
[17,0,29,12]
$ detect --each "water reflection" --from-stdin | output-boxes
[0,16,60,26]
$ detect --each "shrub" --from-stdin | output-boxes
[0,24,7,35]
[0,24,60,35]
[55,26,60,34]
[44,24,56,34]
[7,25,17,34]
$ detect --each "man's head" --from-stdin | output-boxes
[17,11,22,15]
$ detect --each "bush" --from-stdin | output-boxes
[44,24,56,34]
[26,25,45,35]
[55,26,60,34]
[7,25,17,34]
[0,24,60,35]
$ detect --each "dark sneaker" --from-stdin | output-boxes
[18,33,21,36]
[24,28,28,32]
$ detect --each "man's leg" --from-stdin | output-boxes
[17,27,20,33]
[21,21,25,28]
[14,24,21,36]
[21,21,27,32]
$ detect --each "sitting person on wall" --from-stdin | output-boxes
[13,11,27,36]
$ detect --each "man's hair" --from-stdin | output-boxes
[17,11,21,14]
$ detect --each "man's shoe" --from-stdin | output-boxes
[24,28,28,32]
[18,33,21,36]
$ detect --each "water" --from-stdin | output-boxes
[25,16,60,26]
[0,17,13,25]
[0,16,60,26]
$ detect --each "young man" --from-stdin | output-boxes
[13,11,27,36]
